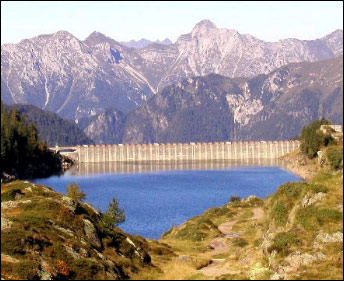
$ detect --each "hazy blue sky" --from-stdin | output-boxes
[1,1,343,44]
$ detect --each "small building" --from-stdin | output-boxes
[320,125,343,134]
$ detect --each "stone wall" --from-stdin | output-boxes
[75,140,300,163]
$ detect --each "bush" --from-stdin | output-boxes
[268,231,297,255]
[296,206,343,230]
[229,195,241,202]
[299,119,332,159]
[316,209,343,225]
[276,182,303,198]
[327,147,343,170]
[271,203,289,226]
[306,183,329,194]
[296,206,319,230]
[1,188,23,202]
[66,183,86,202]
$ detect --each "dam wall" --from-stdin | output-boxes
[74,140,300,163]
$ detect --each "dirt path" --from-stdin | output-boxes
[218,220,238,235]
[201,208,265,277]
[199,259,233,277]
[207,220,238,256]
[252,208,264,220]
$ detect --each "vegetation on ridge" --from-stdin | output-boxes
[1,101,62,179]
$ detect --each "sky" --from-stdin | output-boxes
[1,1,343,44]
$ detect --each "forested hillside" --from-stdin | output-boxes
[1,101,62,179]
[6,104,93,146]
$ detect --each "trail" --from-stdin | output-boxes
[198,207,265,278]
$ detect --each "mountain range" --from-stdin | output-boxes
[120,38,172,49]
[84,56,343,143]
[1,20,342,120]
[1,20,343,144]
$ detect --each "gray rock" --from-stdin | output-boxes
[1,216,13,231]
[64,245,82,259]
[316,232,343,243]
[61,196,78,213]
[83,219,102,248]
[301,192,327,207]
[285,251,326,269]
[37,267,53,280]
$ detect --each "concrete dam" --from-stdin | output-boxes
[55,140,300,163]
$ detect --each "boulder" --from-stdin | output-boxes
[83,219,102,248]
[301,192,326,207]
[61,196,78,213]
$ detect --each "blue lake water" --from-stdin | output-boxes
[34,160,301,239]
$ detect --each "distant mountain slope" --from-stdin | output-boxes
[121,56,343,143]
[1,20,342,120]
[78,108,126,144]
[120,38,172,48]
[6,104,94,146]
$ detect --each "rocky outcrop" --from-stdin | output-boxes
[83,219,102,249]
[1,181,152,280]
[316,232,343,243]
[301,192,327,207]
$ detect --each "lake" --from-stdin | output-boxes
[34,160,301,239]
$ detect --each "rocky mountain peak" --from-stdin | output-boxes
[193,19,217,30]
[191,19,217,35]
[84,31,118,47]
[53,30,74,38]
[326,29,343,37]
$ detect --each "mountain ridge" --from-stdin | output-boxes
[1,20,342,121]
[82,56,343,144]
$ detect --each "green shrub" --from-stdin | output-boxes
[299,119,332,159]
[327,147,343,170]
[13,260,39,279]
[306,183,329,194]
[1,188,22,202]
[296,206,320,230]
[271,202,289,226]
[103,197,125,226]
[205,207,229,217]
[268,231,297,255]
[1,230,27,256]
[174,220,217,241]
[229,195,241,202]
[66,183,86,202]
[316,209,343,225]
[70,258,102,279]
[296,207,342,230]
[276,182,304,198]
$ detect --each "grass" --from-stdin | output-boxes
[1,181,156,280]
[232,238,248,248]
[1,260,40,280]
[268,231,298,255]
[296,206,343,231]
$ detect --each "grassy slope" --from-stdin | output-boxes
[134,151,343,280]
[1,181,153,280]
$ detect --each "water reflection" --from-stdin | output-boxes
[66,159,290,176]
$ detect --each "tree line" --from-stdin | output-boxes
[1,101,62,179]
